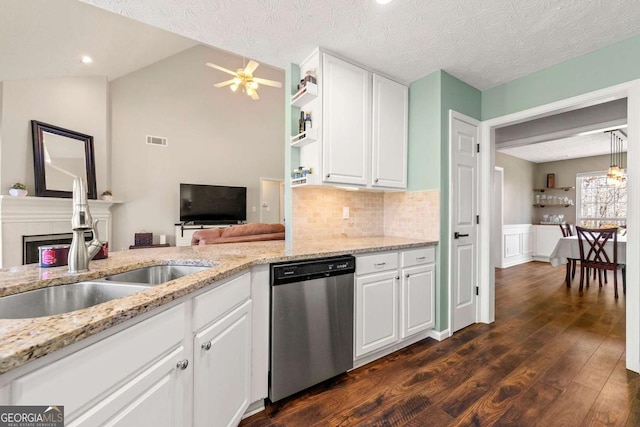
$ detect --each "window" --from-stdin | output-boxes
[576,171,626,228]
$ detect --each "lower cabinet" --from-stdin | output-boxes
[355,270,399,357]
[355,246,436,360]
[5,272,258,427]
[194,300,252,427]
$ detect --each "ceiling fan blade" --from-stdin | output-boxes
[243,60,259,75]
[253,77,282,88]
[214,79,235,88]
[205,62,237,76]
[250,90,260,100]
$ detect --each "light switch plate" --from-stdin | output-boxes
[342,207,349,219]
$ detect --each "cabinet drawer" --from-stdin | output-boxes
[401,247,435,267]
[193,272,250,331]
[356,252,398,275]
[12,304,185,419]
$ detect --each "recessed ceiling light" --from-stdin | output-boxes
[81,56,93,64]
[376,0,393,4]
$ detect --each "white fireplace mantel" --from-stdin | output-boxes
[0,196,120,268]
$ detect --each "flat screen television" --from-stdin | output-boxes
[180,183,247,224]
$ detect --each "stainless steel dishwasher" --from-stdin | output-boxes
[269,255,355,402]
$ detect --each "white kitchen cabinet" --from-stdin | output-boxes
[371,74,408,189]
[533,224,564,261]
[194,300,252,427]
[355,247,436,360]
[322,53,371,186]
[355,270,399,357]
[12,304,188,425]
[400,264,435,338]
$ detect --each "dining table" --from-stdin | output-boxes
[549,234,627,286]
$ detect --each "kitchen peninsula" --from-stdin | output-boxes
[0,236,435,426]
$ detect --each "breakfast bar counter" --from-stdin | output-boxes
[0,236,435,375]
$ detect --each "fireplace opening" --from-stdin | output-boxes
[22,232,92,265]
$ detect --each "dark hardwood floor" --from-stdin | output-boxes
[241,261,636,426]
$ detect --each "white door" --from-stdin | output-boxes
[371,74,408,188]
[355,271,398,357]
[260,179,283,224]
[194,300,252,427]
[400,264,435,338]
[450,111,480,333]
[322,53,371,186]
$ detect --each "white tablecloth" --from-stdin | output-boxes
[549,235,627,267]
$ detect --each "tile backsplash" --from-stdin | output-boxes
[291,187,439,241]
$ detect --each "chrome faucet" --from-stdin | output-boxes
[68,177,104,273]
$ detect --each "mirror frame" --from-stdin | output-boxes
[31,120,97,199]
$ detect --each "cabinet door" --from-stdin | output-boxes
[400,264,435,339]
[194,300,252,427]
[355,271,398,358]
[322,53,371,186]
[70,346,189,427]
[371,74,408,189]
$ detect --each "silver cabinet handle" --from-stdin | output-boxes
[326,173,331,178]
[396,276,400,280]
[374,262,386,267]
[374,178,379,183]
[416,256,426,261]
[176,359,189,370]
[201,341,212,351]
[406,274,410,278]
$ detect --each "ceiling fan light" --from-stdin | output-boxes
[230,84,239,92]
[233,77,242,85]
[246,87,254,96]
[250,81,259,89]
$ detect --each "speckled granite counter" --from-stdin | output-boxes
[0,236,435,375]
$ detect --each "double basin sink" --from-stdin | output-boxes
[0,265,211,319]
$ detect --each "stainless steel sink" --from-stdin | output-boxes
[101,265,210,285]
[0,282,150,319]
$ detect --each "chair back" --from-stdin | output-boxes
[575,227,618,268]
[559,224,573,237]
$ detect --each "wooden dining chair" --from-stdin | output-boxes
[575,226,626,298]
[558,224,577,284]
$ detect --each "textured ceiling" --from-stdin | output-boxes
[498,132,628,163]
[81,0,640,88]
[0,0,197,82]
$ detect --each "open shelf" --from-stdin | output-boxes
[533,203,574,208]
[291,82,318,107]
[533,187,575,192]
[290,128,318,147]
[291,174,320,187]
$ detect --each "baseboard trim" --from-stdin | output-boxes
[242,399,265,419]
[428,329,451,341]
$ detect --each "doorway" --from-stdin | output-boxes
[259,178,284,224]
[479,81,640,373]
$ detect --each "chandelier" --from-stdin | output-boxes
[607,130,626,187]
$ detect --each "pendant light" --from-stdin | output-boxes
[607,130,626,187]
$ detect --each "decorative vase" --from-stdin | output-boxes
[9,189,27,197]
[101,194,113,201]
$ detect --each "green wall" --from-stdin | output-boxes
[408,70,481,331]
[482,33,640,120]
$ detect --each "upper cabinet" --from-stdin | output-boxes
[371,75,408,189]
[290,49,408,190]
[322,53,371,186]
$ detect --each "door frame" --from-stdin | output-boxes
[493,166,504,268]
[478,80,640,373]
[448,110,481,335]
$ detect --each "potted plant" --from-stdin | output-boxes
[101,190,113,201]
[9,183,28,197]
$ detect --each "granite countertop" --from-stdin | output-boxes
[0,236,435,375]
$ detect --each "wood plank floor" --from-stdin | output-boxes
[241,262,636,426]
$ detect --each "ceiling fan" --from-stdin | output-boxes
[206,60,282,100]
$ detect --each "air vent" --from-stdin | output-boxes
[146,135,168,147]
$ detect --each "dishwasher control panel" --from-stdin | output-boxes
[271,256,356,285]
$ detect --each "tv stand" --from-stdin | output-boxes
[175,223,233,247]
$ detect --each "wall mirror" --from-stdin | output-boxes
[31,120,97,199]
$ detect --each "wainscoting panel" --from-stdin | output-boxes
[501,224,533,268]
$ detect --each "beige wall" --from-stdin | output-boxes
[0,76,109,193]
[109,45,284,249]
[495,152,535,224]
[292,187,439,241]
